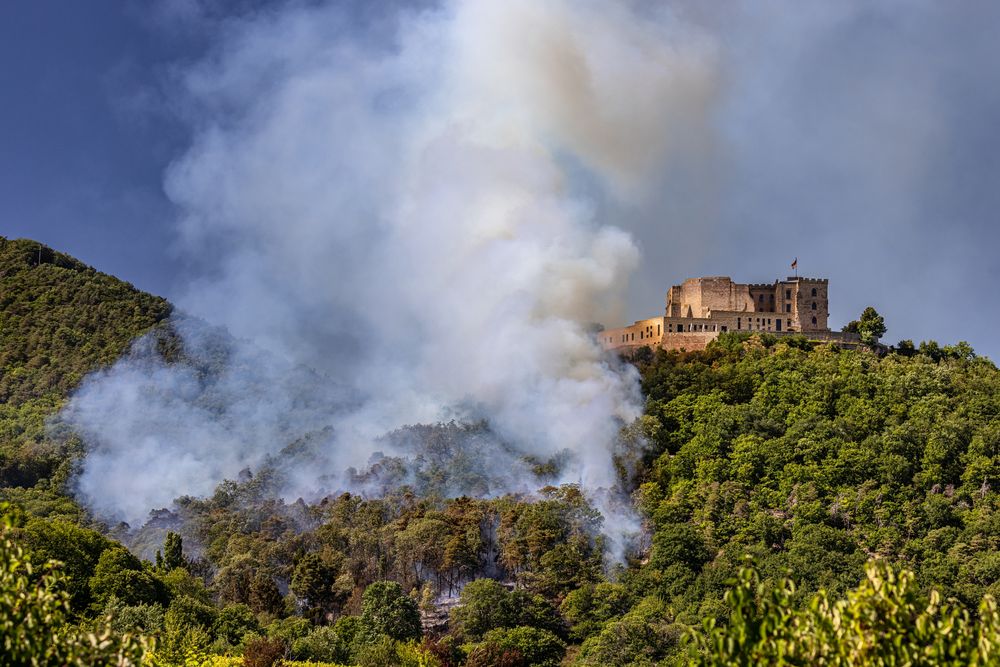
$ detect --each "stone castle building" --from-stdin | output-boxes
[600,275,858,353]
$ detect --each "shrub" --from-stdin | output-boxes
[243,636,287,667]
[470,626,565,667]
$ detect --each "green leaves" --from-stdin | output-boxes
[359,580,422,643]
[693,559,1000,666]
[0,504,150,665]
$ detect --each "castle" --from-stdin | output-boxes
[600,275,859,353]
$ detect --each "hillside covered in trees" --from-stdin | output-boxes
[2,239,1000,665]
[0,237,170,491]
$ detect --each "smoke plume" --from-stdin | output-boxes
[61,0,718,544]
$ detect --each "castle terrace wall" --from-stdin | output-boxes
[600,316,664,349]
[658,332,719,352]
[601,325,861,355]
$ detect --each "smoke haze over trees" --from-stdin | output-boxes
[61,0,718,533]
[4,1,1000,664]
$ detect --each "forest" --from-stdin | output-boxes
[2,237,1000,666]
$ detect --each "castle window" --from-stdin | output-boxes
[811,302,816,310]
[811,287,817,297]
[657,324,661,335]
[785,304,791,313]
[786,289,791,299]
[737,317,741,329]
[631,332,634,341]
[811,316,817,325]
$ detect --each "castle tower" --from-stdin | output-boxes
[779,277,829,332]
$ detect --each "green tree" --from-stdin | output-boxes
[291,552,337,614]
[559,582,631,641]
[452,578,560,642]
[451,579,514,640]
[89,546,168,608]
[162,531,184,571]
[249,572,285,616]
[359,580,422,643]
[213,603,260,646]
[857,306,887,346]
[20,516,110,610]
[0,505,150,665]
[468,626,565,667]
[291,624,354,663]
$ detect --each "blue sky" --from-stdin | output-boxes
[0,2,192,293]
[3,1,1000,359]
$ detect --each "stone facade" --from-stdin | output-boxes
[600,275,856,353]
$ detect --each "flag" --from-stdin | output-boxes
[791,257,798,270]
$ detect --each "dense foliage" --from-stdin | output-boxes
[694,558,1000,666]
[3,239,1000,665]
[0,237,170,488]
[0,503,150,665]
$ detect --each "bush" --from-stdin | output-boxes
[104,597,166,634]
[243,636,287,667]
[266,616,313,644]
[214,603,261,646]
[469,626,565,667]
[291,624,352,663]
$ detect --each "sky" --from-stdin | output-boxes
[2,1,999,360]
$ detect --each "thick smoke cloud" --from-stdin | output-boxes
[63,0,717,533]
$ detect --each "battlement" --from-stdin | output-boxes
[785,277,828,283]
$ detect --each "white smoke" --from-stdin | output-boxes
[62,0,718,538]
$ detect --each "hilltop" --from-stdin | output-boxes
[0,237,171,487]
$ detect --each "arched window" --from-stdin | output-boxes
[811,316,817,325]
[811,287,817,297]
[811,302,817,310]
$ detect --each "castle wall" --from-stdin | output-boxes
[659,332,719,352]
[669,277,755,318]
[601,274,839,355]
[599,317,665,349]
[748,284,776,313]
